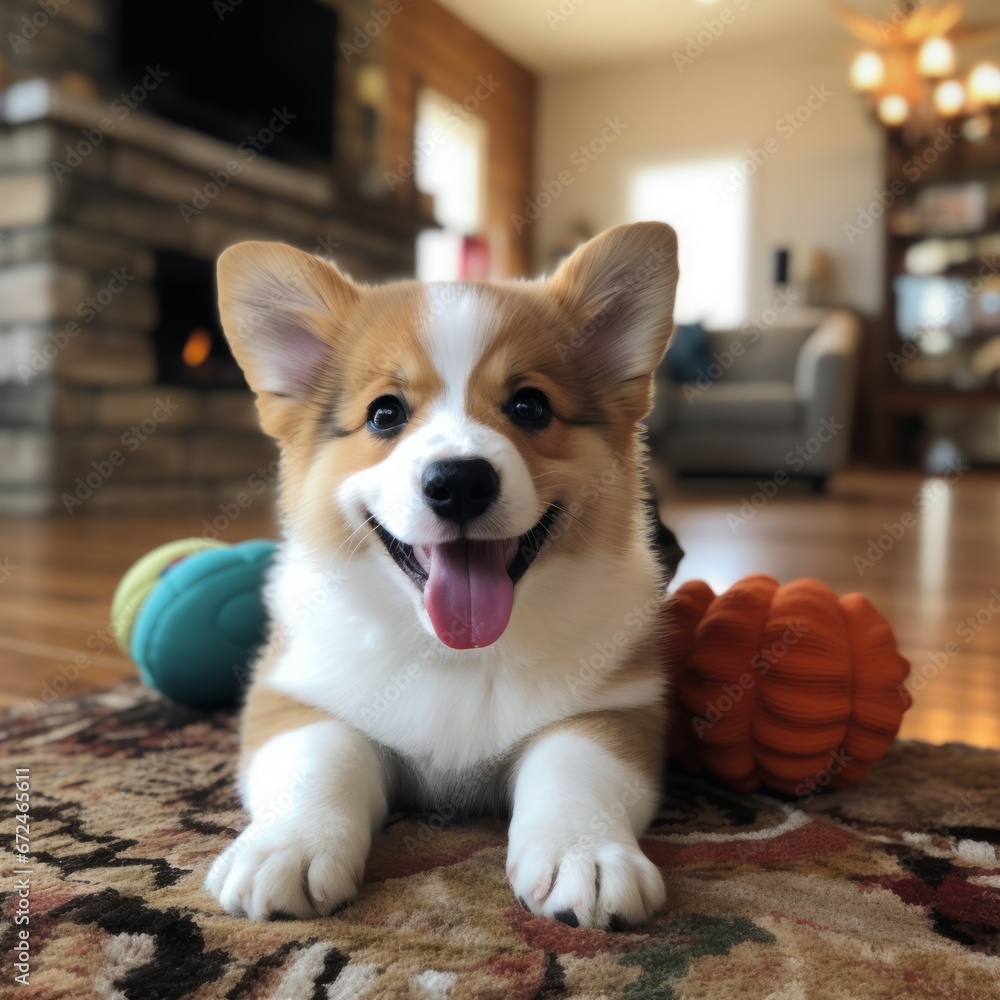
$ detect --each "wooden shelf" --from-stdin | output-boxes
[874,386,1000,412]
[866,128,1000,466]
[888,226,1000,243]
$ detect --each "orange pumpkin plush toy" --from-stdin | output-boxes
[666,575,912,797]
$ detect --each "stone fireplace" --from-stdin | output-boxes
[0,0,427,514]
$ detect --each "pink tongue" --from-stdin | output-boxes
[424,540,514,649]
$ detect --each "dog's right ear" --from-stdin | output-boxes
[217,242,359,439]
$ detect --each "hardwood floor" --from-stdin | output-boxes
[0,470,997,748]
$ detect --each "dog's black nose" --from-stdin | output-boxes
[422,459,500,524]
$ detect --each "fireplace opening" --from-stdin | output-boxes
[152,251,246,389]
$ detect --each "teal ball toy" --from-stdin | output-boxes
[111,538,277,709]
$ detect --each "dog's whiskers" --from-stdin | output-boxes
[344,521,380,565]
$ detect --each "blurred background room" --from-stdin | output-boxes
[0,0,998,746]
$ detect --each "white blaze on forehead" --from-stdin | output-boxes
[421,285,499,411]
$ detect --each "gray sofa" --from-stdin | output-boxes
[647,309,860,485]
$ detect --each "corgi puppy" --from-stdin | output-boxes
[205,222,678,930]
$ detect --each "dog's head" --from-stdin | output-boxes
[218,222,677,651]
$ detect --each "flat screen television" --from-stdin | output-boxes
[114,0,337,168]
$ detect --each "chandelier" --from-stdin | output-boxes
[836,1,1000,142]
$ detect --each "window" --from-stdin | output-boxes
[630,155,749,329]
[414,89,488,281]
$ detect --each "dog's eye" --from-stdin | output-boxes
[506,387,552,430]
[366,395,408,434]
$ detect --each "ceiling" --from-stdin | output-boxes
[435,0,1000,73]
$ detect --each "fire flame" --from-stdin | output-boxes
[182,328,212,368]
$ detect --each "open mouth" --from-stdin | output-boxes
[371,505,560,650]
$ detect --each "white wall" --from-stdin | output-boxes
[532,39,887,319]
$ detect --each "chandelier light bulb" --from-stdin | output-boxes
[962,113,991,142]
[850,51,885,92]
[877,94,909,127]
[918,37,956,78]
[934,79,966,117]
[968,62,1000,107]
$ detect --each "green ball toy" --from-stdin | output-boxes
[111,538,277,709]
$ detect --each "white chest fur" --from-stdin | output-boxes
[264,538,665,776]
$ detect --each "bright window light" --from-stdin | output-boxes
[415,89,487,281]
[630,156,749,328]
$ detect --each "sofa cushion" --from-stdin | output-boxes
[667,381,801,427]
[663,322,716,384]
[704,328,813,383]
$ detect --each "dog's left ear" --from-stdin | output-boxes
[217,242,360,439]
[548,222,678,414]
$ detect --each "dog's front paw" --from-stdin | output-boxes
[507,835,665,930]
[205,822,364,920]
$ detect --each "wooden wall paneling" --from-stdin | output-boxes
[381,0,536,277]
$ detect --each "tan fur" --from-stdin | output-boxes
[555,706,666,782]
[240,684,332,770]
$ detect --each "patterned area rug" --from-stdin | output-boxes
[1,683,998,1000]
